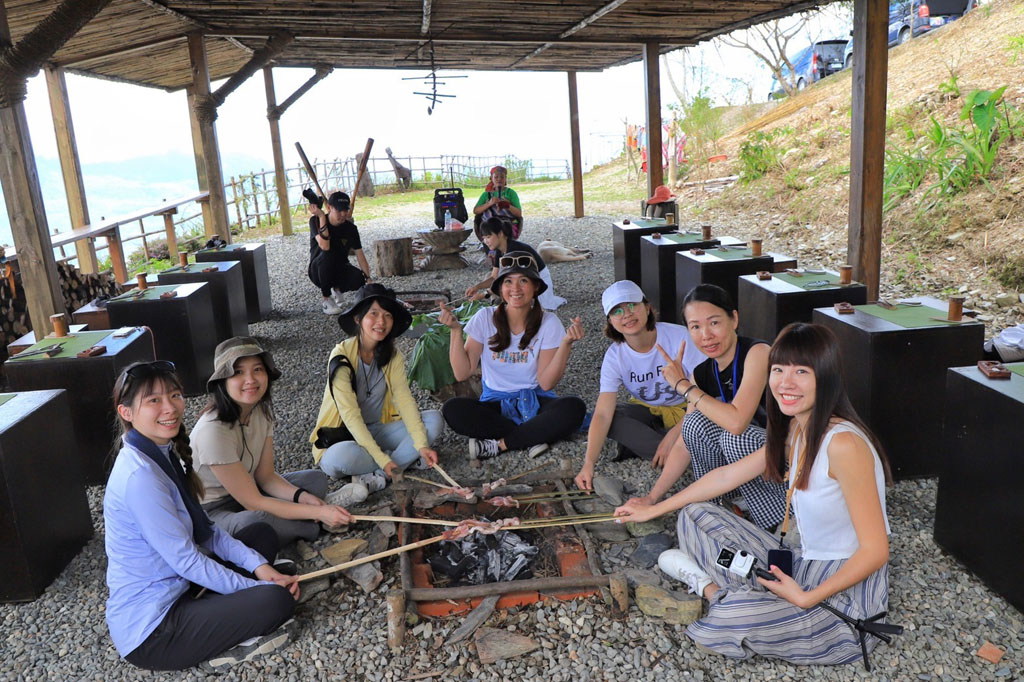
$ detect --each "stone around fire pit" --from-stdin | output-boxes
[635,584,703,625]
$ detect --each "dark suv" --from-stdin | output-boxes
[844,0,977,67]
[770,39,848,99]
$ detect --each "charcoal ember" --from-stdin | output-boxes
[427,526,538,586]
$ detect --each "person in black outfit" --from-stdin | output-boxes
[465,216,565,310]
[307,190,372,315]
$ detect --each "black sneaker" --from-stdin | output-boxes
[200,620,293,673]
[273,558,297,576]
[610,443,639,462]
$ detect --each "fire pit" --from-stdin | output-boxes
[387,467,629,650]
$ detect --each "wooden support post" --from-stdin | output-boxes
[386,589,406,652]
[159,207,179,261]
[186,86,214,234]
[44,66,98,274]
[105,230,128,284]
[567,71,584,219]
[643,42,664,198]
[847,0,888,299]
[186,33,230,243]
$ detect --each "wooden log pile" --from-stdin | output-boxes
[0,260,122,361]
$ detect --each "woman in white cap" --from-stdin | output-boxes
[440,252,585,460]
[310,284,445,492]
[191,337,359,547]
[575,280,705,490]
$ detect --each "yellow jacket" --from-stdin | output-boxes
[309,337,429,467]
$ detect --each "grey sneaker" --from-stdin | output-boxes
[322,298,342,315]
[468,438,501,460]
[325,482,369,507]
[200,620,293,673]
[331,288,346,306]
[527,443,549,459]
[355,469,388,494]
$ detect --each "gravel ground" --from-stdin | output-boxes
[3,215,1021,681]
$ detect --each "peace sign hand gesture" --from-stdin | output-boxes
[656,340,689,391]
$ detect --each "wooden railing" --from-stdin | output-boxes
[47,192,209,283]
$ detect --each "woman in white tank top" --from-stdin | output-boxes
[614,322,894,665]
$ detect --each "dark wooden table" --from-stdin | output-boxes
[737,270,868,342]
[8,324,88,357]
[4,328,154,484]
[639,232,731,323]
[195,242,272,323]
[613,218,673,285]
[157,261,248,343]
[0,389,92,602]
[812,296,984,479]
[673,245,773,323]
[934,363,1024,613]
[71,299,110,331]
[107,283,217,396]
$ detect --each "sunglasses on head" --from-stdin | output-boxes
[117,361,177,400]
[498,254,537,270]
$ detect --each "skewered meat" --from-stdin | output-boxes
[481,478,507,497]
[441,517,521,540]
[487,496,520,508]
[438,485,476,500]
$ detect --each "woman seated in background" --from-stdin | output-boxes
[191,337,359,547]
[311,284,445,493]
[473,165,523,239]
[104,361,297,673]
[575,280,705,490]
[615,323,892,666]
[465,216,566,310]
[441,252,585,460]
[629,284,785,531]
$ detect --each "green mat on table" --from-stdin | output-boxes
[7,330,113,362]
[1008,363,1024,378]
[706,247,754,261]
[198,244,247,254]
[622,218,666,229]
[660,232,706,245]
[0,394,16,408]
[163,263,227,275]
[857,304,976,329]
[109,285,179,302]
[773,272,844,290]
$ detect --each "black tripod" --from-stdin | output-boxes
[818,602,903,671]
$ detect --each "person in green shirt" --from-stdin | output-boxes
[473,165,523,240]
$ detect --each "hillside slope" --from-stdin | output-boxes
[679,0,1023,328]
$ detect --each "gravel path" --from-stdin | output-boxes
[2,215,1021,681]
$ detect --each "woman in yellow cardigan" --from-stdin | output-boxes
[310,285,444,492]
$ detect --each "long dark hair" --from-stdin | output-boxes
[604,298,657,342]
[200,358,277,426]
[112,363,204,501]
[763,323,891,489]
[489,294,544,352]
[353,300,397,367]
[681,283,738,322]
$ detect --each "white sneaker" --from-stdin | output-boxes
[325,482,369,507]
[527,443,549,459]
[658,549,713,596]
[322,298,342,315]
[468,438,501,460]
[355,469,388,494]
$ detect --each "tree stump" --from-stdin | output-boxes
[374,238,414,277]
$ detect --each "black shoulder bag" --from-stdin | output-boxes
[313,354,358,449]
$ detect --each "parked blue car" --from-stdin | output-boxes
[844,0,977,67]
[769,39,847,99]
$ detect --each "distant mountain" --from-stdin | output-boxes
[0,152,270,247]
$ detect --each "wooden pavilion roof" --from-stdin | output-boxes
[7,0,830,90]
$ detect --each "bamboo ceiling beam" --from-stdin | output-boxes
[691,0,828,42]
[421,0,432,35]
[269,63,332,119]
[208,29,645,47]
[134,0,253,54]
[55,34,185,68]
[510,0,633,67]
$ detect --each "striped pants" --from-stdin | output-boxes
[676,502,890,665]
[681,410,786,530]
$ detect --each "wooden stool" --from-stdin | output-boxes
[417,229,471,270]
[374,237,414,277]
[195,243,272,322]
[0,390,93,602]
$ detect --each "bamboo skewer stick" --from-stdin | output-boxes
[403,474,452,490]
[297,535,445,583]
[513,490,593,502]
[432,462,462,489]
[515,515,618,530]
[350,514,459,527]
[505,463,548,483]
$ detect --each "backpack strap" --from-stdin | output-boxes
[327,354,357,404]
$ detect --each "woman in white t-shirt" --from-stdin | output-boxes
[615,323,893,665]
[191,337,360,546]
[440,252,586,460]
[575,280,705,490]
